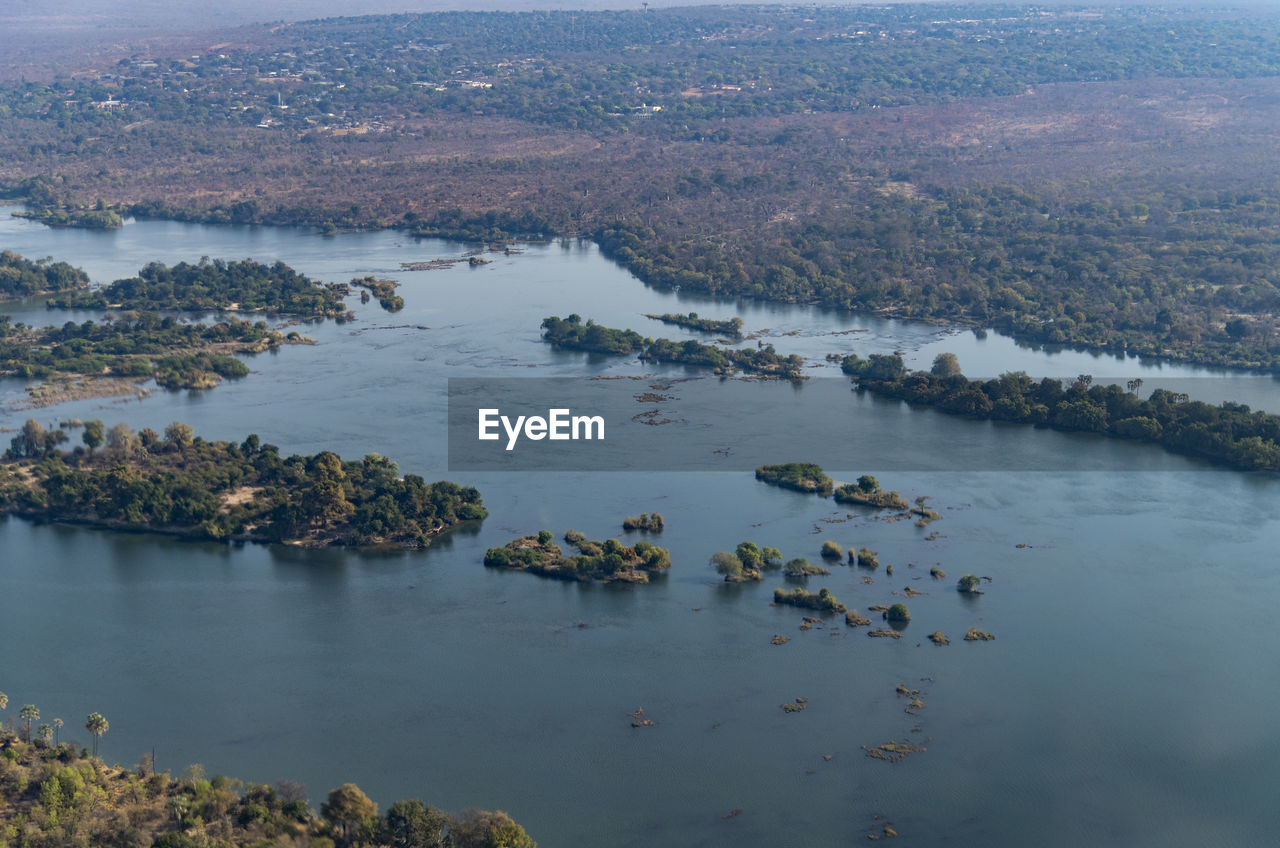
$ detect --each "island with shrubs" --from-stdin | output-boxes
[484,529,671,583]
[754,462,834,496]
[0,702,535,848]
[0,311,306,394]
[843,352,1280,472]
[643,312,744,338]
[0,422,485,547]
[540,314,803,378]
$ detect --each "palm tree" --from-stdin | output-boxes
[20,705,39,742]
[0,692,7,735]
[53,718,63,745]
[85,712,109,757]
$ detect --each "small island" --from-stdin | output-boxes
[755,462,834,496]
[772,586,847,613]
[541,315,803,378]
[833,475,909,510]
[49,257,348,318]
[349,275,404,312]
[622,512,664,532]
[13,203,124,230]
[0,250,90,299]
[0,424,485,547]
[643,312,744,338]
[711,540,783,581]
[484,529,671,583]
[0,312,308,396]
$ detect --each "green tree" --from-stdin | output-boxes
[450,808,536,848]
[886,603,910,622]
[85,712,109,757]
[931,352,962,377]
[323,783,379,846]
[20,704,39,742]
[37,723,52,744]
[83,419,105,453]
[53,717,62,744]
[957,574,982,593]
[164,421,195,448]
[384,798,449,848]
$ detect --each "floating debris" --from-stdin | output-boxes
[629,708,656,728]
[863,740,926,763]
[721,809,742,820]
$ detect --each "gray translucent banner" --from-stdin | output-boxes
[445,376,1272,472]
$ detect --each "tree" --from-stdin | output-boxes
[37,723,52,744]
[105,423,139,460]
[0,691,6,712]
[83,419,105,453]
[384,799,449,848]
[323,783,378,846]
[450,808,536,848]
[931,352,962,377]
[85,712,109,756]
[957,574,982,593]
[53,717,63,744]
[856,474,879,493]
[886,603,910,622]
[164,421,195,448]
[20,704,39,742]
[820,540,842,559]
[710,550,744,578]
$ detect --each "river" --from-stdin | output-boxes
[2,208,1278,846]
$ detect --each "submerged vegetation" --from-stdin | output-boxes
[48,257,347,318]
[0,424,485,547]
[484,529,671,583]
[0,717,534,848]
[844,353,1280,471]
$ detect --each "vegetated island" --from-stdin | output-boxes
[773,586,846,613]
[833,474,909,510]
[710,540,783,582]
[541,315,804,378]
[0,312,307,396]
[0,718,534,848]
[484,528,671,583]
[48,257,349,319]
[843,352,1280,471]
[0,422,485,546]
[644,312,744,338]
[12,202,124,230]
[754,462,834,496]
[0,249,89,298]
[622,511,664,532]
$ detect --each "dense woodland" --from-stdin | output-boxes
[0,424,486,546]
[844,352,1280,471]
[0,251,88,299]
[50,258,346,317]
[0,312,296,390]
[2,6,1280,369]
[0,722,533,848]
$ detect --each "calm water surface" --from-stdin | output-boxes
[1,209,1278,846]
